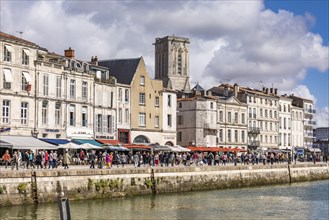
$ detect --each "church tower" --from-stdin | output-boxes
[154,36,190,92]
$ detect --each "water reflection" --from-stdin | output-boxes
[0,180,328,220]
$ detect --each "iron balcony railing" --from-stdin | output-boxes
[248,127,260,134]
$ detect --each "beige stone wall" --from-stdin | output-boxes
[0,164,328,206]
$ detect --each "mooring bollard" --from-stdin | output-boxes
[58,192,71,220]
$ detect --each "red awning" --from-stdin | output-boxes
[186,146,246,152]
[122,144,151,150]
[97,139,121,145]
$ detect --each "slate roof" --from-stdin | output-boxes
[98,58,141,85]
[191,83,204,91]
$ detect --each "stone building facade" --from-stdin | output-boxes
[278,96,293,150]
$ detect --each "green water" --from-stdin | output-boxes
[1,180,328,219]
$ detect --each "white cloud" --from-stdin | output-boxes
[1,0,328,109]
[314,107,329,128]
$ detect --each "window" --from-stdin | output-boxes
[82,106,88,127]
[234,130,238,142]
[241,131,245,143]
[70,79,76,99]
[125,89,129,102]
[253,108,256,118]
[118,108,122,124]
[234,112,238,123]
[2,100,10,124]
[179,102,182,108]
[96,114,102,132]
[168,95,171,107]
[118,88,122,102]
[3,69,13,89]
[69,105,76,126]
[125,109,129,124]
[102,115,107,133]
[56,77,61,98]
[155,96,159,107]
[241,113,245,124]
[219,111,223,122]
[248,108,252,118]
[219,129,223,142]
[43,74,49,96]
[21,102,28,125]
[21,73,28,91]
[284,118,286,129]
[177,52,182,75]
[139,113,146,126]
[140,75,145,85]
[269,110,272,118]
[178,132,182,142]
[167,114,172,127]
[249,96,252,103]
[265,109,268,118]
[139,93,145,105]
[228,112,231,123]
[107,115,113,133]
[178,115,183,125]
[82,81,88,101]
[22,49,29,65]
[228,130,231,142]
[260,109,263,117]
[210,102,213,109]
[55,102,61,125]
[155,116,159,128]
[42,101,48,124]
[3,45,12,62]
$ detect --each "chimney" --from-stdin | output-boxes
[224,84,229,97]
[91,56,98,66]
[234,83,239,97]
[207,90,212,96]
[274,88,278,95]
[64,47,75,59]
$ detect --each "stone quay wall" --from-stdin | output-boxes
[0,163,328,206]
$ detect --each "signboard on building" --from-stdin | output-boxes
[66,127,93,139]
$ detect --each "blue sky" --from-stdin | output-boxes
[1,0,328,126]
[266,0,329,109]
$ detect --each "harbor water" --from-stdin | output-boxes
[0,180,328,219]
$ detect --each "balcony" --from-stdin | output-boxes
[248,141,260,147]
[248,127,260,134]
[304,109,316,114]
[204,123,217,130]
[304,120,316,126]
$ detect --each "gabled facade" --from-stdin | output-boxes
[99,57,177,145]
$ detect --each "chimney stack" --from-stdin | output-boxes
[91,56,98,66]
[224,84,229,97]
[64,47,75,59]
[234,83,239,97]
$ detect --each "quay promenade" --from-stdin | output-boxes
[0,161,328,206]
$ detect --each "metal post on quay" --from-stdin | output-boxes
[58,191,71,220]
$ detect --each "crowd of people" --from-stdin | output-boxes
[1,148,327,171]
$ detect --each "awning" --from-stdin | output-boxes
[23,49,31,56]
[186,146,233,152]
[149,143,172,152]
[22,71,32,83]
[167,145,191,152]
[5,45,13,53]
[79,143,102,150]
[0,135,57,150]
[123,144,151,151]
[58,142,81,149]
[40,138,70,146]
[3,69,13,82]
[73,139,102,147]
[97,139,121,145]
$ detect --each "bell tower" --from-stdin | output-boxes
[154,35,190,92]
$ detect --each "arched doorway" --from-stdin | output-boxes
[133,135,150,144]
[165,141,174,146]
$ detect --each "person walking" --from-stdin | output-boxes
[2,150,11,169]
[63,151,71,169]
[11,151,19,170]
[89,151,96,169]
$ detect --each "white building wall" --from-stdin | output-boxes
[291,106,304,148]
[278,98,293,149]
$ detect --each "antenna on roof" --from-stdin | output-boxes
[16,31,23,38]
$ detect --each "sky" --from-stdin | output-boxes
[0,0,328,127]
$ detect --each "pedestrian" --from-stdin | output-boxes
[11,151,19,170]
[97,151,103,169]
[89,151,96,169]
[63,151,71,169]
[35,151,42,169]
[52,151,58,168]
[1,150,11,169]
[49,151,54,169]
